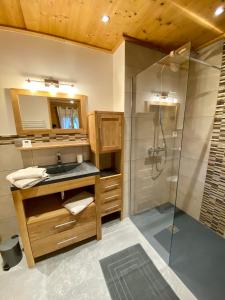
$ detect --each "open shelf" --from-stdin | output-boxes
[25,186,95,224]
[99,152,121,178]
[16,140,89,151]
[100,168,120,177]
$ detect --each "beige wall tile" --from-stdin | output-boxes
[123,179,130,218]
[0,216,19,241]
[30,146,87,166]
[176,191,202,220]
[183,116,214,141]
[0,170,15,196]
[21,150,34,167]
[179,157,208,184]
[181,136,211,162]
[132,114,154,139]
[177,174,204,200]
[131,138,153,161]
[0,194,16,219]
[0,145,23,171]
[124,117,131,141]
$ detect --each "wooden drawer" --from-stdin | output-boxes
[101,199,121,216]
[99,175,121,193]
[27,203,96,242]
[100,189,121,204]
[31,221,96,257]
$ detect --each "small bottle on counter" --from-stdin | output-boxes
[77,154,83,164]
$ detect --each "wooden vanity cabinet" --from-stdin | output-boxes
[88,111,124,223]
[12,176,101,268]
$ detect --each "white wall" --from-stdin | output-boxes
[0,30,113,135]
[113,42,125,111]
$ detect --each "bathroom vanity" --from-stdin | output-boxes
[9,89,124,268]
[11,162,100,268]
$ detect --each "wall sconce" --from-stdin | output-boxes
[26,78,78,96]
[150,92,178,104]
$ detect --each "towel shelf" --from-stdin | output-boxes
[16,140,90,151]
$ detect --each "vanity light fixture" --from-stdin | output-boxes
[101,15,110,23]
[25,78,78,96]
[215,4,224,16]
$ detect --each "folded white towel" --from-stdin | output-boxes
[7,167,47,182]
[6,167,48,189]
[63,191,94,215]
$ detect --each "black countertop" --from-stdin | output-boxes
[10,161,100,191]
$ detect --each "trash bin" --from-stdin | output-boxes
[0,235,23,271]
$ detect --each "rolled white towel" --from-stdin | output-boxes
[63,191,94,215]
[7,167,47,183]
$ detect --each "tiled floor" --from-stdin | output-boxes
[0,218,196,300]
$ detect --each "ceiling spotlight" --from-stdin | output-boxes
[101,15,110,23]
[215,5,224,16]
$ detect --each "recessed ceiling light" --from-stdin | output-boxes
[101,15,110,23]
[215,5,224,16]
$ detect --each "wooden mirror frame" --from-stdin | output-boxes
[10,88,88,135]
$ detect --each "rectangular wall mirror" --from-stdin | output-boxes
[10,89,87,134]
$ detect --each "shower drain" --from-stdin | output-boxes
[167,224,180,234]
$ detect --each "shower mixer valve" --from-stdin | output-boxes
[148,147,166,156]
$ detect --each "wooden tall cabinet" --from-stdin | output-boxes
[98,113,122,152]
[88,111,124,229]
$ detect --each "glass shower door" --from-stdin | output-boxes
[130,43,191,263]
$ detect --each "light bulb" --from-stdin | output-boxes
[101,15,110,23]
[68,86,78,97]
[26,80,39,92]
[49,83,57,95]
[215,5,224,16]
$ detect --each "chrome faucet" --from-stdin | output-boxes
[57,152,62,165]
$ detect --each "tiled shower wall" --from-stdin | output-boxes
[0,141,90,240]
[199,42,225,235]
[176,40,223,221]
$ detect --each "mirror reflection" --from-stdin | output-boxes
[18,95,80,130]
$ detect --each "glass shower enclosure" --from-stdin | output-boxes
[130,43,191,263]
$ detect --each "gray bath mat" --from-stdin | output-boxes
[100,244,179,300]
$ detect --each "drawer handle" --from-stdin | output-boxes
[105,205,119,212]
[104,195,119,202]
[54,220,77,229]
[105,184,119,189]
[57,236,78,245]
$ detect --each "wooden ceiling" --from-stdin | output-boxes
[0,0,225,52]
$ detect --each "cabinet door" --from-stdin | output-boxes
[98,114,122,152]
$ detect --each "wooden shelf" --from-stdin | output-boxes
[16,140,90,151]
